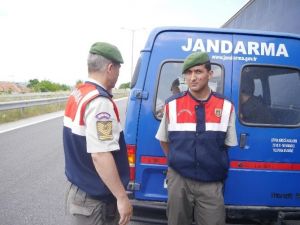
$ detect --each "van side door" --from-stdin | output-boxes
[225,33,300,207]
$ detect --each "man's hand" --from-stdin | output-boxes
[117,195,132,225]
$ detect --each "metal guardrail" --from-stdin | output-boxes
[0,97,68,111]
[0,89,130,111]
[0,91,70,102]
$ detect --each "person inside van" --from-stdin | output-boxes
[156,78,182,118]
[170,78,181,95]
[240,76,275,124]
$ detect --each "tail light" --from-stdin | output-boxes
[127,144,136,181]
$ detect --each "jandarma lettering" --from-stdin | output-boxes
[182,38,289,57]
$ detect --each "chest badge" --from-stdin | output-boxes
[215,108,222,118]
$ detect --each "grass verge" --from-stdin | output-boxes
[0,102,66,124]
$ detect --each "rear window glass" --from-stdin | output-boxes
[239,66,300,127]
[155,62,223,119]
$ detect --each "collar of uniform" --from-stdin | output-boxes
[187,89,212,103]
[85,78,113,98]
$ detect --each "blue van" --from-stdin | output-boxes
[124,27,300,223]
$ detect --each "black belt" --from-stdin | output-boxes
[86,193,115,202]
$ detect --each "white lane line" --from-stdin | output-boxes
[0,111,64,134]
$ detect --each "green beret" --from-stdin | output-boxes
[89,42,124,64]
[182,51,210,73]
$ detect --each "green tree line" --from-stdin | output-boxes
[77,80,130,89]
[27,79,70,92]
[26,79,130,92]
[118,82,130,89]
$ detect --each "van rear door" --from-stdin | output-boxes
[225,33,300,208]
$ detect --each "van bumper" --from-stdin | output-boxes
[227,205,300,222]
[129,197,300,224]
[129,199,167,224]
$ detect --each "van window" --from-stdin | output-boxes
[155,62,223,119]
[130,57,141,88]
[239,66,300,126]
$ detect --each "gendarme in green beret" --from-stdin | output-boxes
[182,51,210,73]
[90,42,124,64]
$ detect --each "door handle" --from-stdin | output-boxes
[239,133,248,149]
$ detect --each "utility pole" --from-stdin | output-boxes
[121,27,144,79]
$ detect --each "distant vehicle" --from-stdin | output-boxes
[124,27,300,224]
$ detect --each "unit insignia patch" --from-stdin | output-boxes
[95,112,111,120]
[214,108,222,117]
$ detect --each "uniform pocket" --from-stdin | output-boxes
[68,186,103,216]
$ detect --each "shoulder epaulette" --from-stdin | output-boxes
[212,92,233,104]
[165,91,187,104]
[95,86,111,98]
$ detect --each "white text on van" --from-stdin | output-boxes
[182,38,289,57]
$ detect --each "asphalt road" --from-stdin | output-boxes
[0,115,156,225]
[0,117,68,225]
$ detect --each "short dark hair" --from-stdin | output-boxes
[170,78,180,91]
[204,61,211,71]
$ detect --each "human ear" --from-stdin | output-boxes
[107,63,114,73]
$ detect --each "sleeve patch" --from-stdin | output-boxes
[95,112,111,120]
[96,121,113,141]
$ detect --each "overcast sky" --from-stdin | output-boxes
[0,0,248,87]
